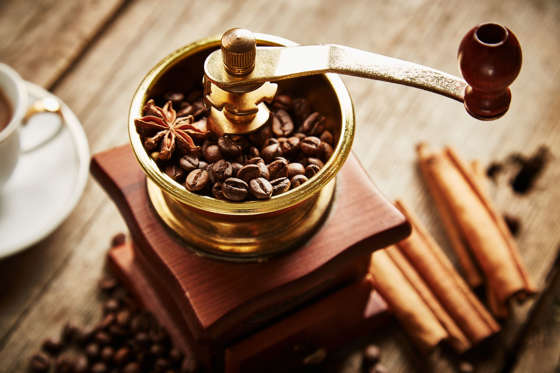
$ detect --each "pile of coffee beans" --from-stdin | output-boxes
[28,235,199,373]
[140,90,336,201]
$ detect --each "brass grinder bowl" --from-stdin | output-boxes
[128,33,355,261]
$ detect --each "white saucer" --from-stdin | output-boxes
[0,82,89,259]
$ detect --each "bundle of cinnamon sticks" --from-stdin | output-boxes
[369,201,499,352]
[416,143,535,317]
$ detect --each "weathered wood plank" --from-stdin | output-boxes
[0,0,126,88]
[0,0,558,372]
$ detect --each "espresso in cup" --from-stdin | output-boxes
[0,90,11,132]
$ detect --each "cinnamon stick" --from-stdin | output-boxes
[417,143,536,315]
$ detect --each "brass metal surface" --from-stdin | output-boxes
[128,33,355,259]
[205,44,467,101]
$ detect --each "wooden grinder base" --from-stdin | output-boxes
[91,145,410,372]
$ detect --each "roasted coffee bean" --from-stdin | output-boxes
[249,178,273,199]
[272,94,292,110]
[247,156,265,165]
[169,348,184,364]
[287,162,305,178]
[98,313,115,329]
[150,343,165,358]
[292,97,312,122]
[111,232,126,247]
[264,138,279,147]
[261,143,283,162]
[55,355,74,373]
[101,346,114,362]
[211,182,224,199]
[291,174,309,189]
[307,157,324,168]
[293,132,306,140]
[91,362,108,373]
[74,354,88,373]
[154,358,170,371]
[231,162,243,176]
[95,331,112,345]
[185,169,209,192]
[272,109,294,137]
[134,332,150,348]
[280,136,300,156]
[116,309,131,328]
[179,155,199,173]
[177,102,193,117]
[114,347,131,366]
[149,326,169,344]
[459,361,475,373]
[305,164,321,178]
[202,143,222,163]
[99,276,118,293]
[181,355,199,373]
[300,136,321,156]
[363,344,381,366]
[249,124,273,147]
[61,322,82,344]
[218,136,243,158]
[41,338,62,355]
[190,100,207,118]
[123,362,141,373]
[237,163,269,182]
[222,178,249,201]
[271,177,291,195]
[198,160,209,170]
[301,112,325,136]
[268,159,289,179]
[131,314,151,333]
[163,92,184,104]
[103,298,119,314]
[209,160,233,182]
[320,141,334,161]
[85,343,100,359]
[248,146,260,158]
[29,352,51,372]
[320,130,334,145]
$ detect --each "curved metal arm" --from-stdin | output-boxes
[204,45,467,102]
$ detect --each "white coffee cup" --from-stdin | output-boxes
[0,63,63,189]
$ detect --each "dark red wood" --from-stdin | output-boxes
[108,242,390,373]
[92,144,409,370]
[458,23,522,120]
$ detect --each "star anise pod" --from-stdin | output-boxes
[135,99,209,161]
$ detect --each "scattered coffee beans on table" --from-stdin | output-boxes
[134,90,335,201]
[28,235,200,373]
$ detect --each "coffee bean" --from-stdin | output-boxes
[103,298,119,314]
[198,160,208,170]
[268,159,289,179]
[293,132,306,140]
[91,362,108,373]
[305,164,321,178]
[114,347,131,366]
[74,354,88,373]
[261,143,283,162]
[300,136,321,156]
[320,130,334,145]
[134,332,150,348]
[320,141,334,161]
[264,138,279,147]
[61,322,81,344]
[99,313,115,329]
[169,348,184,364]
[41,338,62,356]
[180,355,199,373]
[154,358,170,371]
[123,362,141,373]
[272,109,294,137]
[179,155,199,173]
[111,233,126,248]
[249,124,272,147]
[163,92,184,104]
[218,136,242,158]
[209,160,233,182]
[177,102,193,117]
[222,178,249,201]
[459,361,475,373]
[247,157,265,165]
[271,177,291,195]
[29,352,51,372]
[248,146,260,158]
[307,157,324,168]
[116,309,131,328]
[230,162,243,177]
[237,163,269,182]
[85,343,100,359]
[131,314,151,333]
[280,136,300,157]
[164,163,186,181]
[272,94,292,110]
[101,346,114,362]
[99,276,118,293]
[55,355,74,373]
[292,98,312,122]
[202,143,222,163]
[301,112,325,136]
[185,169,209,192]
[287,163,305,178]
[291,174,309,189]
[249,178,273,199]
[190,100,207,119]
[95,331,112,345]
[211,182,224,199]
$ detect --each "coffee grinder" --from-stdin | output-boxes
[91,23,521,372]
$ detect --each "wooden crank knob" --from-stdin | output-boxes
[458,23,522,120]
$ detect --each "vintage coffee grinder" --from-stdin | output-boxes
[91,23,521,372]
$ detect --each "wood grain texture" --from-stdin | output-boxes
[90,145,407,347]
[0,0,558,372]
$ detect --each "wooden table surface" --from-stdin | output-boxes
[0,1,558,372]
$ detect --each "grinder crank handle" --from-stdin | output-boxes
[204,23,521,120]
